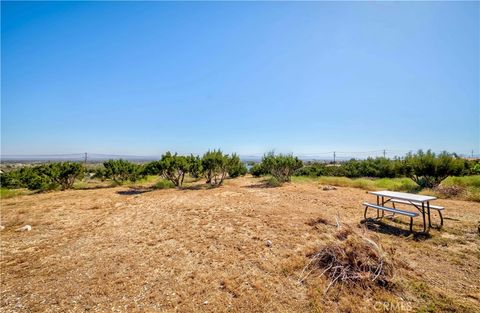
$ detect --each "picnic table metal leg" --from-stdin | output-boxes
[392,202,397,219]
[409,217,413,232]
[381,196,385,218]
[427,201,432,227]
[421,202,426,233]
[376,196,380,218]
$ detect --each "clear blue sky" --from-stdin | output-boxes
[1,1,479,157]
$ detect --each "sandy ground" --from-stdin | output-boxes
[1,176,479,312]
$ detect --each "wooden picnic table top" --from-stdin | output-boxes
[368,190,437,203]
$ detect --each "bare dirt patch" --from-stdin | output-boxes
[1,176,479,312]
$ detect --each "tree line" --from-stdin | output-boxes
[252,150,479,188]
[1,150,478,191]
[0,150,247,191]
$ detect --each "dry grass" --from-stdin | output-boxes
[1,176,479,312]
[303,225,395,292]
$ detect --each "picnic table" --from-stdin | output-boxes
[363,190,444,232]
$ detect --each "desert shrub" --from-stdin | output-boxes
[159,152,190,187]
[142,160,162,176]
[145,152,190,187]
[334,158,399,178]
[103,159,143,183]
[261,152,303,183]
[228,154,248,178]
[249,163,266,177]
[1,166,58,191]
[23,167,57,190]
[266,176,281,187]
[295,163,326,177]
[154,179,175,189]
[186,154,203,178]
[93,167,108,181]
[0,170,24,188]
[303,225,394,291]
[201,149,230,186]
[323,165,347,177]
[341,159,362,178]
[401,150,465,188]
[41,162,84,190]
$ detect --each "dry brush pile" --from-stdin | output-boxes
[301,224,395,293]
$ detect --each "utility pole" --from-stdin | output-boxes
[333,151,336,164]
[383,149,386,158]
[472,150,474,158]
[84,152,87,165]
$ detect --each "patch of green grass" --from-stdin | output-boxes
[442,175,480,188]
[266,176,281,187]
[441,176,480,202]
[293,175,480,202]
[293,176,419,192]
[72,181,90,189]
[464,186,480,202]
[153,179,175,189]
[126,175,159,187]
[0,188,30,199]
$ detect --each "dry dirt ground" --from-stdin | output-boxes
[1,176,479,313]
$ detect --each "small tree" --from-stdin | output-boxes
[402,150,464,188]
[261,152,303,183]
[202,149,229,186]
[227,153,247,178]
[103,159,142,184]
[159,152,190,187]
[42,162,84,190]
[144,152,191,187]
[249,163,266,177]
[186,154,203,179]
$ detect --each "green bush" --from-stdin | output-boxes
[201,149,230,186]
[145,152,190,187]
[160,152,190,187]
[154,179,175,189]
[93,167,108,181]
[401,150,465,188]
[261,152,303,183]
[21,167,56,191]
[249,163,266,177]
[472,163,480,175]
[293,154,472,183]
[323,165,347,177]
[0,169,24,188]
[142,160,162,176]
[0,166,50,190]
[294,163,326,177]
[266,176,281,187]
[0,163,83,191]
[103,159,143,183]
[41,162,84,190]
[228,154,248,178]
[186,154,203,179]
[337,157,399,178]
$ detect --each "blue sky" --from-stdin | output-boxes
[1,1,479,157]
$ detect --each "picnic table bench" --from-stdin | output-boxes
[363,190,443,232]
